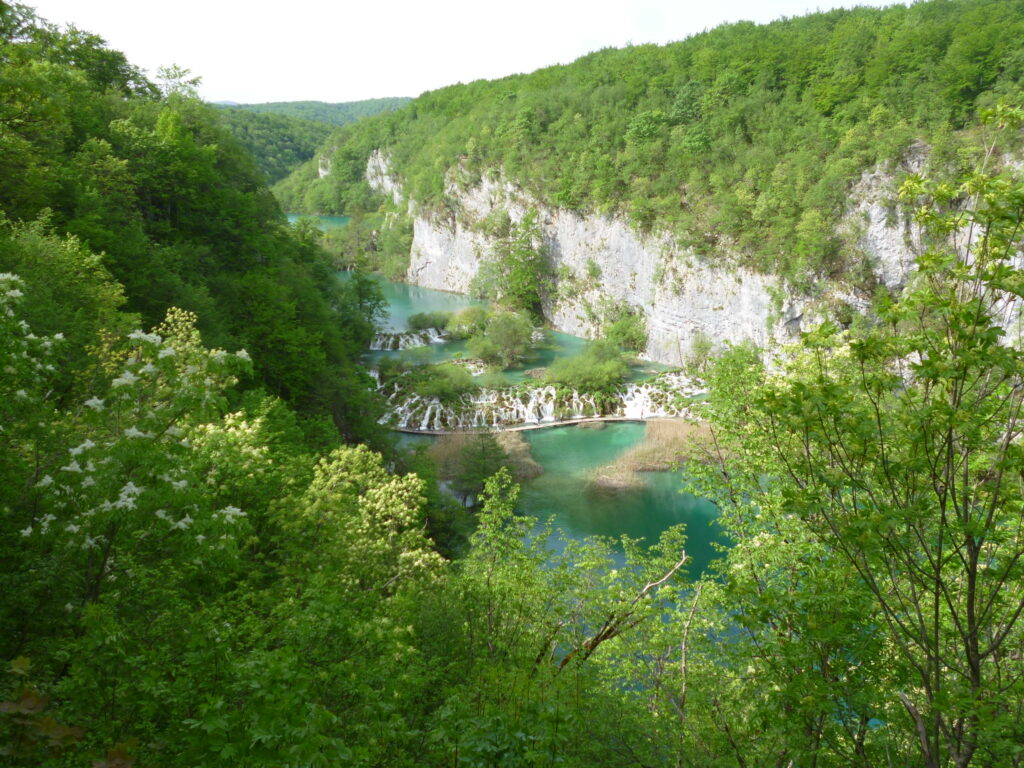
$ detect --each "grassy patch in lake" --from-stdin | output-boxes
[588,420,718,493]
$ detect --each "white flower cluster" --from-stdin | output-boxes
[127,329,163,345]
[214,505,246,524]
[111,370,139,387]
[69,439,96,456]
[110,481,144,511]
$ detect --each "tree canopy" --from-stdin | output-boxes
[278,0,1024,285]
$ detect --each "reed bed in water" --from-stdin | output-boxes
[586,419,716,494]
[429,430,543,483]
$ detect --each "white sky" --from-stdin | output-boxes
[28,0,903,104]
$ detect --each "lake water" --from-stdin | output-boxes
[286,213,351,230]
[364,273,725,573]
[367,278,670,385]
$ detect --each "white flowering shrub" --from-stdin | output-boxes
[1,280,453,766]
[0,293,273,743]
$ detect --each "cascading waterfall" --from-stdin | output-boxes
[370,328,447,351]
[380,372,706,432]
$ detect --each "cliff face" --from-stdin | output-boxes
[369,152,918,365]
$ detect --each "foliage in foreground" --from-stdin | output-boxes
[9,147,1023,768]
[3,5,1024,768]
[684,112,1024,767]
[0,2,384,444]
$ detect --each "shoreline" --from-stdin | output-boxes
[391,414,690,436]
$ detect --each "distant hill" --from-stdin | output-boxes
[212,99,411,183]
[216,98,412,126]
[213,110,332,183]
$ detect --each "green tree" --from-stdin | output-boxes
[698,112,1024,767]
[546,338,629,403]
[472,208,551,316]
[467,310,534,368]
[449,431,511,504]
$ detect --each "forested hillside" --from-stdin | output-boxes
[0,5,383,444]
[213,98,411,183]
[218,97,411,125]
[278,0,1024,283]
[2,3,1023,768]
[212,109,331,182]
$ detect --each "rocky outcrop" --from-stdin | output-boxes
[841,146,927,292]
[366,150,404,206]
[367,153,919,365]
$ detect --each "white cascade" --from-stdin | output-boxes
[377,371,706,432]
[369,328,448,351]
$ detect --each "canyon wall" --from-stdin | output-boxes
[367,149,919,365]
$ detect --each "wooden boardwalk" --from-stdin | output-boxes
[391,415,688,436]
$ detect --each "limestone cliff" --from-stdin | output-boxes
[368,152,920,366]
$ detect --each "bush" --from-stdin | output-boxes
[413,364,478,402]
[467,311,534,368]
[602,301,648,353]
[545,338,628,397]
[408,310,453,331]
[686,331,713,374]
[445,305,490,339]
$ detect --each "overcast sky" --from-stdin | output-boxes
[28,0,903,104]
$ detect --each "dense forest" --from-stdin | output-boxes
[211,110,331,183]
[2,2,1023,768]
[218,97,412,125]
[277,0,1024,285]
[213,98,412,183]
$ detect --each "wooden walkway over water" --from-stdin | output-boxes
[391,415,690,436]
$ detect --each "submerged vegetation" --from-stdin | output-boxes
[2,3,1024,768]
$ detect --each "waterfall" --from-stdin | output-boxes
[378,372,706,432]
[615,372,703,419]
[369,328,448,351]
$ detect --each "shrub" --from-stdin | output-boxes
[686,331,713,374]
[445,305,490,339]
[413,364,478,402]
[603,302,648,353]
[545,338,628,397]
[408,310,453,331]
[467,311,534,368]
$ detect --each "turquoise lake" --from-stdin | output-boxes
[367,278,670,385]
[366,274,725,574]
[286,213,351,230]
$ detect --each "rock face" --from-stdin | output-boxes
[366,150,404,206]
[367,154,917,365]
[841,146,927,292]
